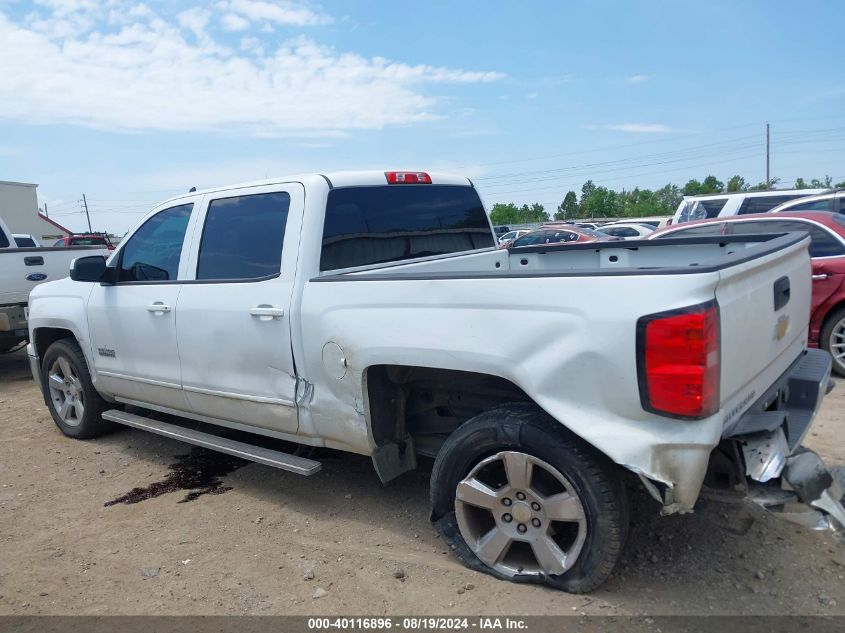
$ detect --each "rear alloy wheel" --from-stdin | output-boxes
[454,451,587,577]
[821,307,845,377]
[430,403,628,593]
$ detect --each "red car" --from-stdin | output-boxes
[651,211,845,375]
[506,225,619,248]
[54,233,115,250]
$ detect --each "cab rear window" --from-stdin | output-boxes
[320,185,494,271]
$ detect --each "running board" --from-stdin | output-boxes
[102,409,321,476]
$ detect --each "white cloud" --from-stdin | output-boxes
[599,123,673,133]
[219,0,332,26]
[526,92,538,99]
[0,4,505,136]
[177,7,212,40]
[625,74,649,84]
[220,12,250,31]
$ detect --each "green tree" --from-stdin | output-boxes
[751,176,781,191]
[489,203,521,225]
[682,179,703,196]
[700,175,724,194]
[618,188,658,217]
[554,191,579,220]
[727,175,748,192]
[809,176,833,189]
[581,186,619,218]
[653,183,682,214]
[836,181,845,189]
[580,180,596,205]
[521,203,549,223]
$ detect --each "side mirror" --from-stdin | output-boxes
[70,255,109,283]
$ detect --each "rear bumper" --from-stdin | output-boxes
[0,304,28,340]
[725,348,845,534]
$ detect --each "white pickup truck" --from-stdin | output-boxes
[26,171,845,592]
[0,216,108,352]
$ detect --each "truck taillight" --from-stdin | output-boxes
[636,301,720,419]
[385,171,432,184]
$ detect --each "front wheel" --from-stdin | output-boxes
[41,339,112,439]
[820,307,845,377]
[430,403,628,593]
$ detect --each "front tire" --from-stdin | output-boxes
[820,307,845,377]
[430,403,628,593]
[41,339,112,439]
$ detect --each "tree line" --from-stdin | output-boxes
[489,174,845,225]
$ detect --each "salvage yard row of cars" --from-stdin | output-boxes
[3,172,845,593]
[496,188,845,378]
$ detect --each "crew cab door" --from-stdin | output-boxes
[86,201,198,411]
[175,184,304,434]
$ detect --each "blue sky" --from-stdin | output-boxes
[0,0,843,233]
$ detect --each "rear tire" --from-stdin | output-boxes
[41,339,112,439]
[820,307,845,377]
[430,403,628,593]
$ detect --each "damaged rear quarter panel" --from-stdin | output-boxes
[297,270,728,504]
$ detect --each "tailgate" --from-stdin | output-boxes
[716,235,812,427]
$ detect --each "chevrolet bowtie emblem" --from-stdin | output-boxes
[775,315,789,341]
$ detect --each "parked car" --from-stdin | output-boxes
[27,171,843,592]
[0,216,108,352]
[12,233,39,248]
[595,222,654,240]
[672,188,828,225]
[620,216,673,230]
[497,229,530,246]
[54,233,115,250]
[651,211,845,375]
[508,226,616,247]
[768,189,845,215]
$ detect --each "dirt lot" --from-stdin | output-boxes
[1,347,844,616]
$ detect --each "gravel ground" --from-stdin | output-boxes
[1,346,844,615]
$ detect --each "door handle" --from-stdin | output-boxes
[146,302,171,314]
[812,274,829,280]
[24,256,44,266]
[249,305,285,320]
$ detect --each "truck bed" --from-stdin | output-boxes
[315,232,805,279]
[303,231,811,510]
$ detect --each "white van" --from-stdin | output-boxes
[672,188,827,224]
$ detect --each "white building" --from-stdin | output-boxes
[0,180,71,246]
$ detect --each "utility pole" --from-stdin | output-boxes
[81,194,93,233]
[765,122,770,190]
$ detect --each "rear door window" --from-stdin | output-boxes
[197,192,290,281]
[14,236,36,247]
[321,185,494,271]
[728,220,845,257]
[737,195,806,215]
[784,197,834,212]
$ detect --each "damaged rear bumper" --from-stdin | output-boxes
[727,348,845,534]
